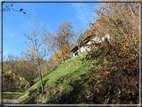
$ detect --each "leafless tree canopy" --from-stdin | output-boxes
[23,14,54,94]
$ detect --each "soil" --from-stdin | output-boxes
[3,94,20,104]
[3,94,20,99]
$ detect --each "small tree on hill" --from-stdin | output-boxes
[23,14,54,94]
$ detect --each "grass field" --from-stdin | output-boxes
[17,53,98,104]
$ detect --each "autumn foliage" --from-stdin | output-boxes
[81,3,139,104]
[2,53,29,91]
[53,42,71,64]
[54,19,74,63]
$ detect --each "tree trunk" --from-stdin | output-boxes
[78,43,81,55]
[61,50,65,62]
[60,41,65,63]
[37,61,44,94]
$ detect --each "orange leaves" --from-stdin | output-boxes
[78,3,139,104]
[81,32,139,103]
[136,34,139,38]
[54,19,74,63]
[52,50,62,64]
[52,42,71,65]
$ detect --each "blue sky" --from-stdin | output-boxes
[3,2,99,60]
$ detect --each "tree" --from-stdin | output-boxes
[54,19,74,63]
[92,3,139,54]
[75,27,84,55]
[53,41,71,64]
[15,47,39,87]
[47,55,58,71]
[23,14,54,94]
[1,3,26,14]
[52,50,62,64]
[81,3,139,104]
[2,53,19,91]
[2,52,29,91]
[21,46,37,61]
[3,67,17,91]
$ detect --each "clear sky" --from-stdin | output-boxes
[3,2,99,60]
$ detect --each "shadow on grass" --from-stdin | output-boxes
[21,78,50,104]
[45,73,101,104]
[20,66,93,104]
[10,90,25,92]
[45,66,58,76]
[20,88,38,104]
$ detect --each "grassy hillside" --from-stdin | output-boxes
[18,53,96,104]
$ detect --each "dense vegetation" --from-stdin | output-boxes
[80,3,139,104]
[81,39,139,104]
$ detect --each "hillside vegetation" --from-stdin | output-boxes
[18,53,97,104]
[4,3,139,104]
[18,37,139,104]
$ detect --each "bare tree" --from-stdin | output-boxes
[23,14,54,94]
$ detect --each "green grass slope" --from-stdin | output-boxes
[18,53,95,104]
[3,90,25,95]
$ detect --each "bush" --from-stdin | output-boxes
[81,38,139,104]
